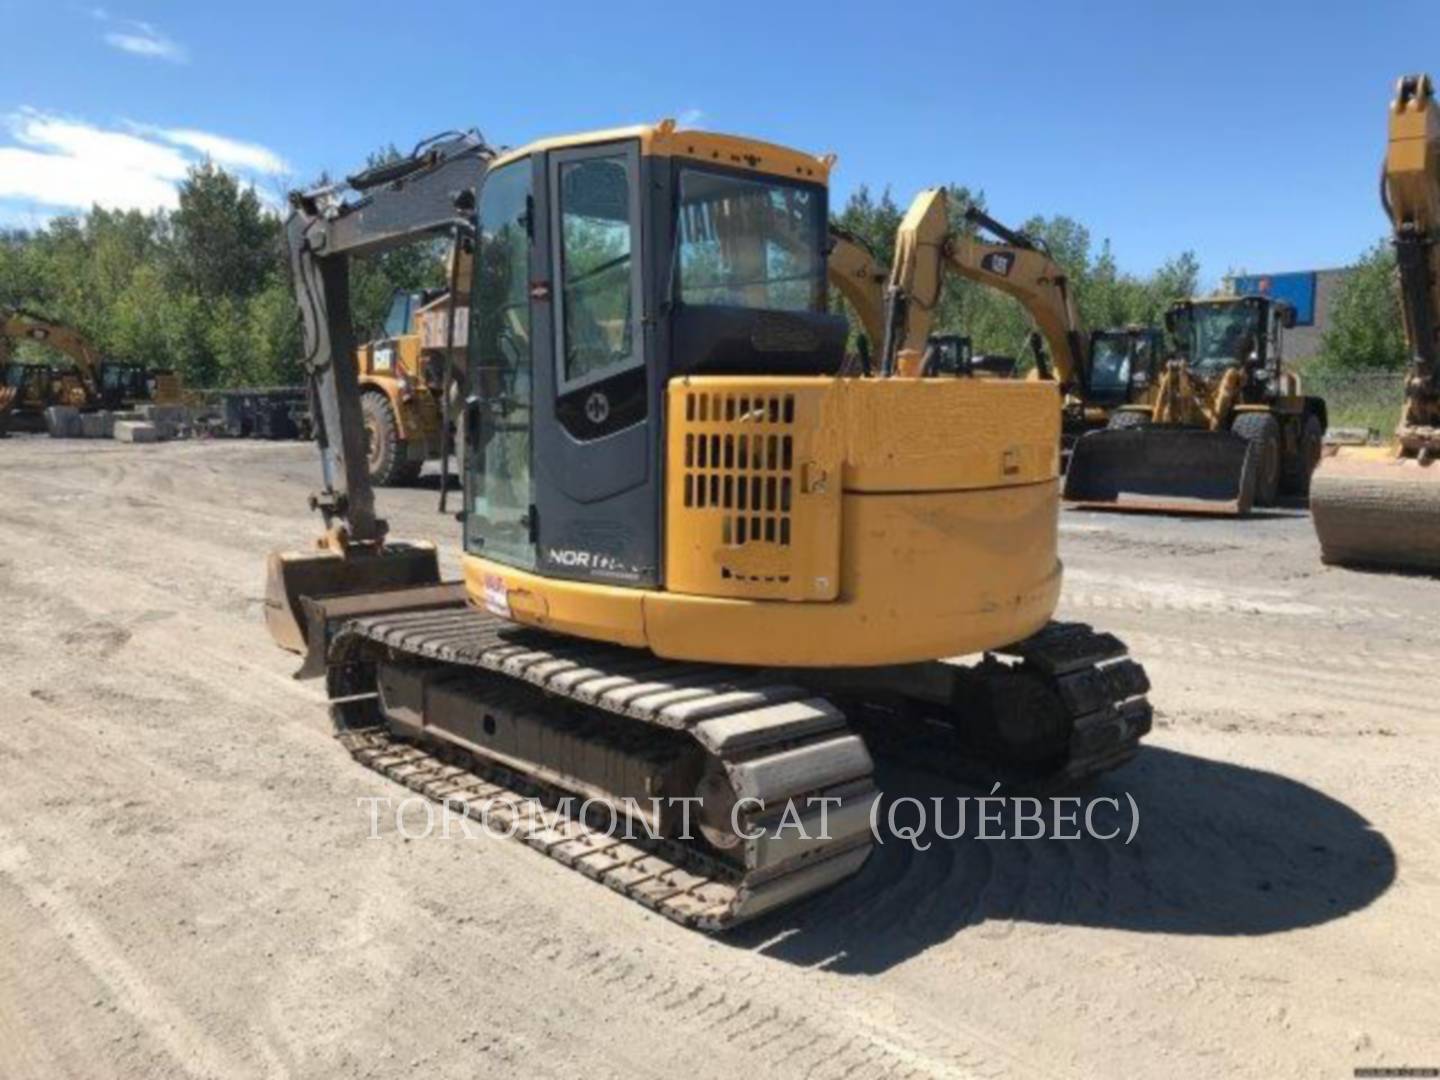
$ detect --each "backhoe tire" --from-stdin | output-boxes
[1231,412,1281,507]
[362,391,422,487]
[1106,411,1149,431]
[1280,413,1324,497]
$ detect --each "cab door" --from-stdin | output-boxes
[465,156,538,570]
[530,140,659,587]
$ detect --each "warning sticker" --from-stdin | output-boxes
[482,574,510,618]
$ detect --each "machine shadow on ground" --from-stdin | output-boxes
[727,746,1396,975]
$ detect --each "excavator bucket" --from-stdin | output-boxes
[1310,447,1440,573]
[263,541,443,654]
[1063,427,1257,516]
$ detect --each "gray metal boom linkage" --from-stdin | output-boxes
[284,131,493,546]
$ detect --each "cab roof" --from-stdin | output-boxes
[489,120,833,185]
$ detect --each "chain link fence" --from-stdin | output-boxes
[1297,370,1405,440]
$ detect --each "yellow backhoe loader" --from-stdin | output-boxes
[264,122,1152,929]
[1311,74,1440,572]
[1063,294,1326,515]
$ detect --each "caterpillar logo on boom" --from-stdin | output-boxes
[980,251,1015,277]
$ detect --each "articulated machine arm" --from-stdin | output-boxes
[266,132,493,653]
[881,188,1086,387]
[825,225,887,355]
[1385,73,1440,450]
[285,132,493,548]
[1309,74,1440,572]
[0,310,103,394]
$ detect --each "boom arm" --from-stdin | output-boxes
[1384,73,1440,446]
[825,225,886,351]
[285,132,493,547]
[0,310,103,392]
[882,188,1086,387]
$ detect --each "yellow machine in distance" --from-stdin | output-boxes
[268,120,1152,928]
[1311,74,1440,572]
[1064,294,1326,515]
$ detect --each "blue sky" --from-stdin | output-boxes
[2,0,1436,286]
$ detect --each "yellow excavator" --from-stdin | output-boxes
[0,309,183,434]
[265,122,1152,929]
[0,310,102,432]
[1310,74,1440,572]
[878,187,1158,453]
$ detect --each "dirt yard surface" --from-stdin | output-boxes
[1,434,1435,1080]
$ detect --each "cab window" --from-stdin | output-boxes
[555,150,639,388]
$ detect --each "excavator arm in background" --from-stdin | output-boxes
[1311,73,1440,571]
[264,131,494,651]
[0,310,104,404]
[880,187,1087,388]
[825,224,887,359]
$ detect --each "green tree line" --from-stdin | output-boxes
[0,158,1406,387]
[832,184,1200,366]
[0,153,443,389]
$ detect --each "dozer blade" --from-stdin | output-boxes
[1063,427,1257,516]
[263,540,443,654]
[1310,447,1440,573]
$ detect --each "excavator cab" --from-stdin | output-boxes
[1084,326,1162,408]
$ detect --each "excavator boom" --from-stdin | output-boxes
[1311,73,1440,571]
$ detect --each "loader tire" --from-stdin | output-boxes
[1281,413,1324,497]
[1106,410,1149,431]
[1232,412,1281,507]
[362,391,422,487]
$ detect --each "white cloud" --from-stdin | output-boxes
[677,107,706,129]
[0,109,288,217]
[129,123,289,175]
[102,18,187,63]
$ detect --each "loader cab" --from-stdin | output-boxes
[1166,297,1293,391]
[463,124,844,586]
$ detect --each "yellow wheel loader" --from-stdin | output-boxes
[1063,295,1326,514]
[1310,75,1440,573]
[265,123,1152,929]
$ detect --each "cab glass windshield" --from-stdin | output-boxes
[676,169,825,312]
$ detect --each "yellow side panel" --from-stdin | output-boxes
[830,377,1058,491]
[645,482,1060,666]
[464,479,1061,667]
[665,382,842,602]
[462,557,649,648]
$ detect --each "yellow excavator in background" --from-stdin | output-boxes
[0,310,102,428]
[0,308,183,434]
[1310,74,1440,572]
[1063,293,1326,515]
[878,187,1157,451]
[264,121,1152,929]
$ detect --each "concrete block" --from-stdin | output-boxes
[45,406,82,438]
[139,403,191,426]
[114,420,158,444]
[79,411,115,438]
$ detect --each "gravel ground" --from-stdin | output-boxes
[1,433,1435,1079]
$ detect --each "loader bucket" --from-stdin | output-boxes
[264,541,442,654]
[1063,427,1257,516]
[1310,447,1440,573]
